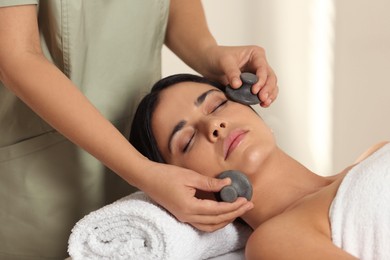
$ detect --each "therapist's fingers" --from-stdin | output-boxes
[141,163,253,232]
[222,46,269,90]
[194,197,252,216]
[192,222,232,233]
[183,197,253,232]
[246,51,277,99]
[216,53,242,88]
[257,67,278,107]
[179,172,253,232]
[247,48,270,93]
[219,45,278,107]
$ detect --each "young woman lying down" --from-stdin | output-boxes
[130,73,390,260]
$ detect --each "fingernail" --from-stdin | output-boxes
[252,85,260,94]
[232,77,241,87]
[222,177,231,185]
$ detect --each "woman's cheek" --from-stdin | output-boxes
[236,145,267,175]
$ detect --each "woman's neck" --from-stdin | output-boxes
[243,147,333,229]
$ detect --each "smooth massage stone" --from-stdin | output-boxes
[225,72,260,105]
[216,170,253,203]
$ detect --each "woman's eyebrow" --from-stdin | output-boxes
[195,89,222,106]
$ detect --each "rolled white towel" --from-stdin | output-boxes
[68,191,252,260]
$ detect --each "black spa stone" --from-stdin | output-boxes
[225,72,260,105]
[216,170,253,203]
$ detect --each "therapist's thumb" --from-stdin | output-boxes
[222,57,242,89]
[196,175,231,192]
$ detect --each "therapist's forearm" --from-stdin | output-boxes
[0,52,150,188]
[0,5,152,190]
[165,0,217,75]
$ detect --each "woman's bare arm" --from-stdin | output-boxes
[354,141,389,164]
[246,218,358,260]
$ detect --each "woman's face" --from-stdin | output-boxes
[152,81,276,178]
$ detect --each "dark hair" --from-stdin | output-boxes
[129,73,225,163]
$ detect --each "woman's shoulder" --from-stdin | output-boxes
[328,141,389,181]
[354,141,389,164]
[246,199,353,259]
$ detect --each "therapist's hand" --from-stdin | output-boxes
[139,162,254,232]
[202,45,278,108]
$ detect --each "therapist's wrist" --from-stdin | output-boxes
[192,42,220,76]
[124,157,162,192]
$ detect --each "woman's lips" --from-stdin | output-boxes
[224,129,248,160]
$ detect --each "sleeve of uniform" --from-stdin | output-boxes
[0,0,38,7]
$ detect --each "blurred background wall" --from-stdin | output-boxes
[162,0,390,176]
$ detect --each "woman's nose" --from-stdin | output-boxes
[208,120,227,142]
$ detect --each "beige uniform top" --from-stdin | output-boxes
[0,0,169,259]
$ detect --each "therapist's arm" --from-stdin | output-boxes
[0,5,252,232]
[165,0,278,107]
[0,5,145,184]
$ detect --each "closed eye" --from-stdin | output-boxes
[183,131,195,153]
[211,99,228,113]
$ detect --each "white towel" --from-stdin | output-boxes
[68,191,252,260]
[329,143,390,260]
